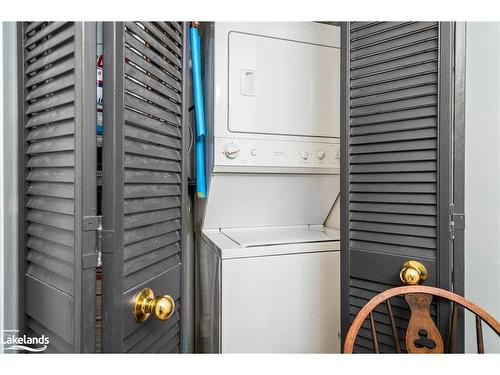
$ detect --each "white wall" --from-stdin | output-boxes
[1,22,19,351]
[465,22,500,353]
[0,21,4,353]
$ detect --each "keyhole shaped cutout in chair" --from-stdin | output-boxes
[344,262,500,353]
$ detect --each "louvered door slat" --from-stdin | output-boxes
[101,21,187,354]
[342,22,454,353]
[19,22,96,353]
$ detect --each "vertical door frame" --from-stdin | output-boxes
[180,22,192,353]
[339,21,350,345]
[75,21,99,353]
[437,21,467,352]
[451,21,467,353]
[101,21,125,352]
[436,21,454,349]
[340,22,466,351]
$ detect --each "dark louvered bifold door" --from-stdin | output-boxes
[101,22,187,353]
[341,22,455,353]
[18,22,97,353]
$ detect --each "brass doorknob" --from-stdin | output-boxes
[133,288,175,323]
[400,260,427,285]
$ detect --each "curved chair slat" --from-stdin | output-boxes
[344,285,500,353]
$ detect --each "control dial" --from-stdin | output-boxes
[224,143,239,159]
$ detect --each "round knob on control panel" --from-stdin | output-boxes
[317,150,326,160]
[224,144,239,159]
[301,151,309,160]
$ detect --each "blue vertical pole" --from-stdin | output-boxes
[190,24,207,199]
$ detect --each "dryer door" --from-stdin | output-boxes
[228,31,340,138]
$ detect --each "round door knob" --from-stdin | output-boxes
[400,260,427,285]
[224,144,239,159]
[317,150,326,160]
[133,288,175,322]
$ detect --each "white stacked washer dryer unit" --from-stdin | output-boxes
[195,22,341,353]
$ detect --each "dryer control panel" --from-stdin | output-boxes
[214,137,340,172]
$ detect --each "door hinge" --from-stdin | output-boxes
[83,215,114,268]
[82,253,98,270]
[449,204,465,240]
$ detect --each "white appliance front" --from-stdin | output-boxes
[196,22,342,354]
[211,22,341,166]
[221,247,340,353]
[203,174,340,229]
[228,31,340,138]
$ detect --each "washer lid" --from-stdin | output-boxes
[221,226,339,248]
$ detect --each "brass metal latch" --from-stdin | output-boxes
[400,260,428,285]
[133,288,175,323]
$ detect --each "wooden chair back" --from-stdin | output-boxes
[344,285,500,353]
